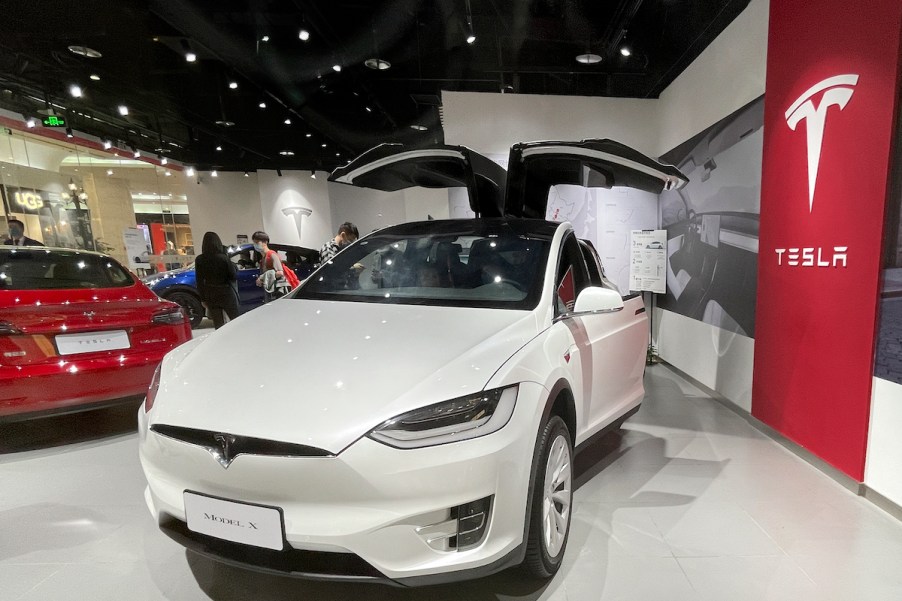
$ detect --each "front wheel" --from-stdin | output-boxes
[523,415,573,578]
[165,291,204,328]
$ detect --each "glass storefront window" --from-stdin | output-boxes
[0,127,194,275]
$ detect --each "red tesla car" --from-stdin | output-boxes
[0,247,192,421]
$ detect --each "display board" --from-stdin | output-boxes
[629,230,667,293]
[123,227,152,271]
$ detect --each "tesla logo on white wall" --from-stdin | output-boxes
[785,74,859,212]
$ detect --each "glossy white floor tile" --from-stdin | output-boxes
[3,365,902,600]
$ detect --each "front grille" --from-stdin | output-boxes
[150,424,334,460]
[159,515,387,582]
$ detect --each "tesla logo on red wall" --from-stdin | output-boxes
[785,74,859,212]
[775,74,858,269]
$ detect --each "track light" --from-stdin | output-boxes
[244,171,249,177]
[466,32,476,44]
[211,170,218,177]
[299,29,310,41]
[69,84,82,98]
[65,126,74,138]
[102,140,112,149]
[620,46,631,57]
[305,133,312,138]
[186,52,197,63]
[229,81,238,89]
[118,105,129,116]
[25,118,36,128]
[215,145,222,151]
[465,0,476,44]
[160,157,168,165]
[321,143,327,148]
[186,167,195,177]
[261,35,270,42]
[310,170,316,179]
[258,101,266,109]
[107,169,113,176]
[133,149,141,158]
[332,64,342,72]
[284,118,292,125]
[276,169,283,177]
[89,74,100,81]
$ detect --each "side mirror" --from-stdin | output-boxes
[573,287,624,314]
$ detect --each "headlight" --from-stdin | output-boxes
[144,364,161,413]
[368,385,518,449]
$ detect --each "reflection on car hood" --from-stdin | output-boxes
[150,298,542,452]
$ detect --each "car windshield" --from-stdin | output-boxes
[0,249,134,290]
[296,224,551,310]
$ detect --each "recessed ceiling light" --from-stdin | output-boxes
[279,150,295,156]
[335,152,340,157]
[228,81,238,89]
[261,35,270,42]
[68,45,102,58]
[258,101,266,109]
[118,105,129,116]
[215,145,223,151]
[321,143,327,148]
[284,118,292,125]
[299,29,310,41]
[332,64,342,72]
[186,52,197,63]
[89,74,100,81]
[211,170,218,177]
[410,124,428,131]
[215,120,235,127]
[620,46,631,57]
[364,58,391,70]
[305,133,312,138]
[365,106,372,112]
[576,53,603,64]
[69,85,82,98]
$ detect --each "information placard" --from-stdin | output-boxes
[629,230,667,293]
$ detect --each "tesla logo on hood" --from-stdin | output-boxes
[210,433,238,468]
[785,74,858,212]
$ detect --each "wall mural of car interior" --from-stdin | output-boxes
[874,106,902,385]
[657,96,765,337]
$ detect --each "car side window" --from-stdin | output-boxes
[230,249,258,270]
[555,234,590,314]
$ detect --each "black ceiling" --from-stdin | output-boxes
[0,0,750,172]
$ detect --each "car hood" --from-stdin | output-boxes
[151,298,542,452]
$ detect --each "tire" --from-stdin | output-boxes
[523,414,573,578]
[165,291,204,328]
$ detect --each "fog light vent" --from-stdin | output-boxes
[450,495,492,550]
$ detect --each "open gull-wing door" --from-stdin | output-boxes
[504,139,689,218]
[328,143,507,217]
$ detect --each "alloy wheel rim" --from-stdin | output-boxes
[542,433,572,558]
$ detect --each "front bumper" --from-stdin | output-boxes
[138,381,547,583]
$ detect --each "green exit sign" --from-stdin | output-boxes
[42,115,67,127]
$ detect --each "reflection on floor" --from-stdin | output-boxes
[2,365,902,601]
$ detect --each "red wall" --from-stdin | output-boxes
[753,0,902,479]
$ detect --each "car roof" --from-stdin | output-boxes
[0,246,113,259]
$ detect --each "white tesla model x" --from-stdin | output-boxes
[138,140,687,585]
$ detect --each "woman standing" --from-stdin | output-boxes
[195,231,239,329]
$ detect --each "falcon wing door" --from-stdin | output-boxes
[328,143,507,217]
[504,139,688,218]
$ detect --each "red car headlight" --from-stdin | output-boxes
[145,364,162,413]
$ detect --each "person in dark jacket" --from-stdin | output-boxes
[195,231,239,329]
[3,218,43,246]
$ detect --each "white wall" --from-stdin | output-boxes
[327,182,407,238]
[442,91,660,157]
[654,0,769,156]
[651,0,768,409]
[258,169,332,248]
[866,378,902,504]
[186,172,263,246]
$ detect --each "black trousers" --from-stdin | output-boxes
[208,304,239,329]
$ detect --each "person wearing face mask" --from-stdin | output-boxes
[252,230,286,301]
[3,218,43,246]
[318,222,359,266]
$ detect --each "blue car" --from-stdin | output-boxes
[143,243,318,328]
